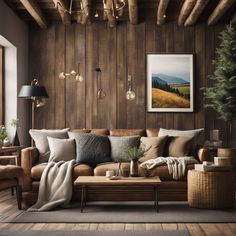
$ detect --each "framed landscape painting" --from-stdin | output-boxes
[147,54,194,112]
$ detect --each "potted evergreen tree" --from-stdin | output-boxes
[202,23,236,145]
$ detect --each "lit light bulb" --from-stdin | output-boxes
[94,11,99,18]
[75,74,83,82]
[59,72,66,79]
[126,89,135,100]
[70,70,77,76]
[97,89,106,99]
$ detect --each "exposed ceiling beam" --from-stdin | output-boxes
[76,0,91,24]
[19,0,48,29]
[157,0,170,25]
[178,0,197,26]
[184,0,209,26]
[128,0,138,24]
[52,0,71,25]
[103,0,117,27]
[231,12,236,24]
[208,0,236,26]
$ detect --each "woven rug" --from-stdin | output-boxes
[0,230,189,236]
[10,201,236,223]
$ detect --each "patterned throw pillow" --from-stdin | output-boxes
[68,132,112,168]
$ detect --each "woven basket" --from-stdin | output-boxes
[188,170,235,209]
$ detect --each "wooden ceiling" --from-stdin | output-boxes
[4,0,236,29]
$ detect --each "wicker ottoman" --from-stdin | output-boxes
[188,170,235,209]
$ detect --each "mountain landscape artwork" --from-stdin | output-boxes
[147,54,193,112]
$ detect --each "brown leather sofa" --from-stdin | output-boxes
[20,128,209,206]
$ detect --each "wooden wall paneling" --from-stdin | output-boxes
[145,21,157,128]
[126,23,137,128]
[194,24,206,130]
[212,25,228,146]
[173,24,185,130]
[134,22,146,128]
[65,24,77,129]
[163,23,174,129]
[0,46,4,125]
[55,23,66,129]
[85,23,99,129]
[116,23,127,128]
[75,24,86,129]
[204,25,216,141]
[183,26,195,130]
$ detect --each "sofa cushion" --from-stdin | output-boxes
[146,128,159,137]
[90,129,109,135]
[145,164,195,181]
[108,136,140,162]
[29,128,69,163]
[139,136,167,162]
[110,129,146,137]
[48,137,76,162]
[31,163,93,181]
[68,132,112,167]
[0,165,23,179]
[94,162,130,176]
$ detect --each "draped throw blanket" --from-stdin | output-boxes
[140,157,198,180]
[28,160,75,212]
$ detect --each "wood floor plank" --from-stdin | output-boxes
[178,223,187,230]
[215,224,235,236]
[200,223,222,236]
[73,223,90,230]
[88,223,99,230]
[146,223,162,230]
[162,223,178,230]
[125,223,134,230]
[30,223,46,230]
[186,224,206,236]
[133,224,146,230]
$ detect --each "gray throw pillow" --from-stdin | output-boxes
[68,132,111,167]
[48,137,76,162]
[29,128,69,163]
[108,136,140,162]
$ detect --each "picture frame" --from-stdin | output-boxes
[147,54,194,112]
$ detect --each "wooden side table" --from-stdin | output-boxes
[0,146,26,166]
[188,170,235,209]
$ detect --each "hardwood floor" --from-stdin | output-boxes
[0,189,236,235]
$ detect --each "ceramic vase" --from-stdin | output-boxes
[130,159,139,177]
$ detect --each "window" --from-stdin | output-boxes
[0,46,4,124]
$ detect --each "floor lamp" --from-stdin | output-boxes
[18,79,49,146]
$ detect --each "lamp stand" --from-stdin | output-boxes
[31,99,35,147]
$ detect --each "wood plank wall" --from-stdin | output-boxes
[28,21,236,147]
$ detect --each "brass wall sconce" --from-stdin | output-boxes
[126,75,135,100]
[59,63,83,82]
[96,68,106,99]
[55,0,88,15]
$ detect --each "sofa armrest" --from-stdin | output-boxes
[197,148,211,163]
[20,147,38,192]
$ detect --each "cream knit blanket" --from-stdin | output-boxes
[140,157,198,180]
[28,160,75,211]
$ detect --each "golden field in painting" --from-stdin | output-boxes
[152,88,190,108]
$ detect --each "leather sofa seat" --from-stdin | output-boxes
[31,163,93,181]
[0,165,23,179]
[94,162,130,176]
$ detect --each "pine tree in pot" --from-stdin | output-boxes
[10,118,20,146]
[0,125,7,148]
[202,23,236,146]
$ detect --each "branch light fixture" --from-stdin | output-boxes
[55,0,89,16]
[126,75,135,100]
[59,63,83,82]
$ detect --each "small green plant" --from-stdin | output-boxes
[10,118,20,129]
[122,146,147,161]
[0,125,7,141]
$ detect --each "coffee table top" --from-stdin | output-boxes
[74,176,161,186]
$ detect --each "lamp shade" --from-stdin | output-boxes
[18,85,49,99]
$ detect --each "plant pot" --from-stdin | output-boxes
[13,130,20,146]
[130,159,139,177]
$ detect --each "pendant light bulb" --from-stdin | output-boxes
[76,74,83,82]
[126,75,135,101]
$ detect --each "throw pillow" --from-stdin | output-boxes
[48,137,76,162]
[68,132,111,167]
[166,136,195,157]
[29,128,69,163]
[139,136,167,163]
[108,136,140,162]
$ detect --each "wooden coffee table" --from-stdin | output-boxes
[74,176,161,213]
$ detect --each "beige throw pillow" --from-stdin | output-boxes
[29,128,69,163]
[48,137,76,162]
[167,136,194,157]
[139,136,167,163]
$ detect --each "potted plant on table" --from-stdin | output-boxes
[122,147,147,177]
[0,125,7,148]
